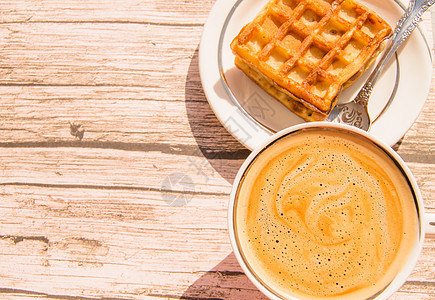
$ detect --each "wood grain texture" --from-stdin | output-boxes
[0,0,433,299]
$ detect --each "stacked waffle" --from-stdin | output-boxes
[230,0,392,121]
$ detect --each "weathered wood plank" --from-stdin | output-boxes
[0,0,216,25]
[0,148,245,194]
[0,23,200,85]
[0,86,245,149]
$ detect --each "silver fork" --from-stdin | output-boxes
[327,0,435,131]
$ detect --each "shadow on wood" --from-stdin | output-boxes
[181,252,268,300]
[184,46,250,184]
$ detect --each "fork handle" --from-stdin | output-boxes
[354,0,435,105]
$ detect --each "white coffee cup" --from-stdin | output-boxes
[229,122,435,300]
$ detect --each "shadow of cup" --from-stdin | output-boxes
[181,252,268,300]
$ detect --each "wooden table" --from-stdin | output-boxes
[0,1,433,299]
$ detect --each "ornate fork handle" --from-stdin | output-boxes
[354,0,435,106]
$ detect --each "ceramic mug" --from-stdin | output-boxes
[229,122,435,300]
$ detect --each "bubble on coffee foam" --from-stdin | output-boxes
[242,132,406,297]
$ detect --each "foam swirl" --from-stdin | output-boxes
[236,129,418,299]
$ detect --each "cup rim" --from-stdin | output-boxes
[228,121,425,300]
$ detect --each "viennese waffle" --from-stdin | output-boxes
[230,0,392,121]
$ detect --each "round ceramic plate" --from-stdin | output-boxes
[199,0,432,150]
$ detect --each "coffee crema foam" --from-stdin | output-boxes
[235,129,418,299]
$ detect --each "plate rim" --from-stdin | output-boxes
[199,0,433,150]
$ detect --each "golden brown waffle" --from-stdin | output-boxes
[230,0,392,121]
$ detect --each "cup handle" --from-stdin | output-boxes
[425,213,435,239]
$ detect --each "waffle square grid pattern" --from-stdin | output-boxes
[231,0,392,121]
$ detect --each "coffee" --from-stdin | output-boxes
[234,128,419,299]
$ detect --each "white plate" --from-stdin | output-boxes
[199,0,432,150]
